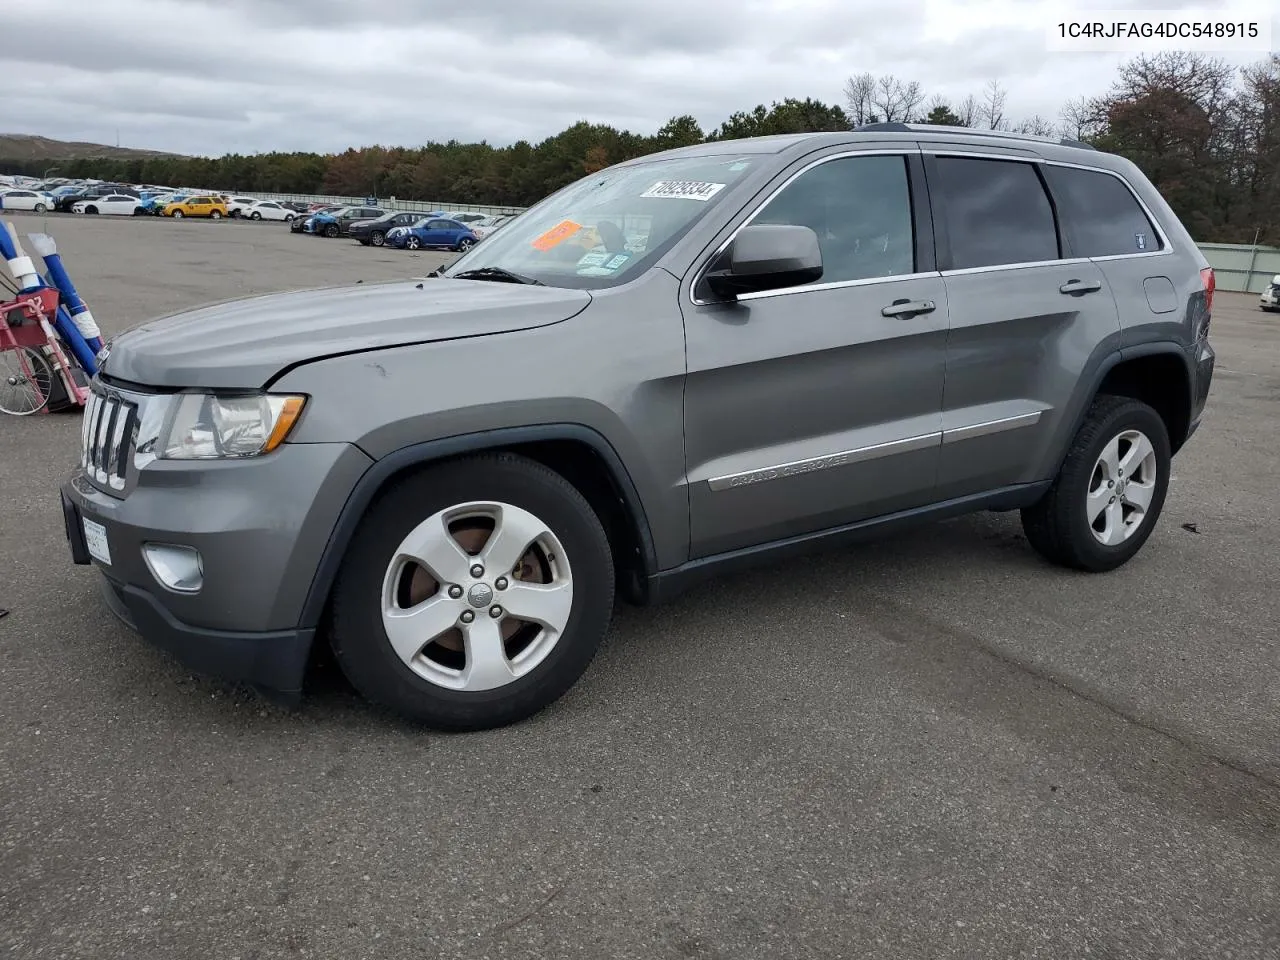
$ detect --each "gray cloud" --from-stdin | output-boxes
[2,0,1272,157]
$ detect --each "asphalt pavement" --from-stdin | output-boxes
[1,213,1277,959]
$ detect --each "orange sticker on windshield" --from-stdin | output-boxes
[532,219,582,251]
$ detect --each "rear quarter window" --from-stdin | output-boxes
[1043,165,1163,257]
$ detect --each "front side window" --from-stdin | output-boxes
[751,154,915,285]
[933,157,1059,269]
[1043,165,1162,257]
[441,153,759,289]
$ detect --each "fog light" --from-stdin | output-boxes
[142,543,204,593]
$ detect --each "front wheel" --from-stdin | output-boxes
[328,454,615,730]
[171,209,183,218]
[0,347,54,416]
[84,206,98,215]
[324,223,340,238]
[1021,395,1171,572]
[405,235,421,250]
[370,231,386,247]
[250,211,262,220]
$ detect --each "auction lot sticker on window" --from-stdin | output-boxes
[641,180,726,201]
[532,220,582,250]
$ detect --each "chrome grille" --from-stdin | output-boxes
[81,389,138,493]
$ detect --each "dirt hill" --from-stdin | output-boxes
[0,133,182,161]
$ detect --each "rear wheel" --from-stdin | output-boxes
[33,203,47,213]
[210,210,222,219]
[328,454,615,730]
[0,347,54,416]
[456,237,475,252]
[1021,395,1171,572]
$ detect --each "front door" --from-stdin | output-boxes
[682,150,949,558]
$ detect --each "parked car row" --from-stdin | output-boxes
[290,204,515,251]
[0,175,518,242]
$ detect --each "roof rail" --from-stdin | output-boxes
[854,121,1096,151]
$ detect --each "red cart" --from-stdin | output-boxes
[0,287,90,416]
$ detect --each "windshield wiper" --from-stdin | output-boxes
[450,266,543,286]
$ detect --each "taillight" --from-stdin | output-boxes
[1200,267,1215,313]
[1198,266,1215,339]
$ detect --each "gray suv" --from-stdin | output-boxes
[61,123,1216,730]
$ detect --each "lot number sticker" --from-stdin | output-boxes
[640,180,726,201]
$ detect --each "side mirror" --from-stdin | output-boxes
[704,224,823,299]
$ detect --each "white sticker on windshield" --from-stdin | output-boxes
[640,180,726,201]
[577,251,610,267]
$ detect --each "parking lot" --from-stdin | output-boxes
[1,213,1278,959]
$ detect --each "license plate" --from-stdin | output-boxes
[82,518,111,565]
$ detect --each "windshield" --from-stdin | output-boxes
[441,153,758,289]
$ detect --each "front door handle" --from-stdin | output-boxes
[881,299,936,318]
[1059,279,1102,296]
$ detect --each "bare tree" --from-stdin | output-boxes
[873,75,926,122]
[1059,96,1094,140]
[1012,115,1056,137]
[955,93,981,127]
[843,73,877,126]
[980,79,1008,130]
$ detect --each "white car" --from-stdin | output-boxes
[469,214,513,239]
[226,196,259,217]
[71,194,143,216]
[241,200,296,222]
[0,189,56,213]
[1261,274,1280,312]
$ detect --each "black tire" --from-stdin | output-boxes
[328,454,615,730]
[455,237,475,252]
[370,231,385,247]
[34,203,47,213]
[324,223,340,238]
[1021,395,1171,572]
[406,235,421,250]
[210,210,222,219]
[85,206,98,215]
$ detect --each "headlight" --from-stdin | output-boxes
[160,393,306,459]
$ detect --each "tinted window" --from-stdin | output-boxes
[1044,165,1161,257]
[934,157,1059,269]
[752,154,915,284]
[428,219,453,229]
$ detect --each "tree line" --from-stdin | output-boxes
[4,53,1277,244]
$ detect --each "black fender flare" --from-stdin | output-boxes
[297,423,659,629]
[1050,339,1194,476]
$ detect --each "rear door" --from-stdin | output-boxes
[1039,162,1180,344]
[924,150,1120,501]
[683,147,949,557]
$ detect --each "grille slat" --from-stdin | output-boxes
[80,389,138,494]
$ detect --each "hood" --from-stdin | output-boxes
[101,278,592,389]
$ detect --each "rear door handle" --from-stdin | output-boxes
[881,299,936,318]
[1059,279,1102,296]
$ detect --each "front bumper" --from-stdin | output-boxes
[1261,291,1278,309]
[60,439,373,697]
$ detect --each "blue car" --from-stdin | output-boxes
[386,216,479,251]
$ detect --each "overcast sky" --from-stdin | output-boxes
[2,0,1274,156]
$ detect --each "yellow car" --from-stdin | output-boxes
[162,195,229,219]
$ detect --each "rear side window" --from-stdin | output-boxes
[1043,165,1162,257]
[934,157,1059,269]
[752,154,915,284]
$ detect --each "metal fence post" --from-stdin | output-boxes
[1245,228,1261,293]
